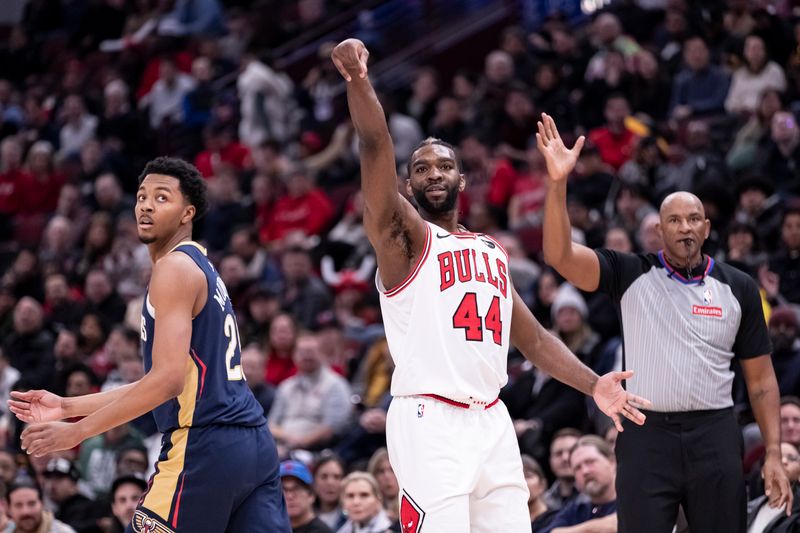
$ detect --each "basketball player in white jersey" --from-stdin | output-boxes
[332,38,651,533]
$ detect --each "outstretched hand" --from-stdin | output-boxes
[331,38,370,82]
[593,370,652,432]
[763,453,794,516]
[8,389,65,424]
[20,421,83,457]
[536,112,585,182]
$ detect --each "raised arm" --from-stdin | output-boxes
[331,39,426,289]
[538,113,601,292]
[21,254,202,456]
[510,287,650,431]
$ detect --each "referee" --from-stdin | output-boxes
[536,113,793,533]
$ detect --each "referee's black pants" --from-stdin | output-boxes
[616,408,746,533]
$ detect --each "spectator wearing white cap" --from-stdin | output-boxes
[551,284,604,372]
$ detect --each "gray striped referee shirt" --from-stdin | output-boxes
[596,249,772,412]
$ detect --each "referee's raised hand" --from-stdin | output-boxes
[592,370,652,432]
[536,112,584,182]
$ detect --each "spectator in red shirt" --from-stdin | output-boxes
[264,312,298,386]
[260,164,335,249]
[194,124,253,178]
[588,94,639,170]
[19,140,64,216]
[0,137,27,216]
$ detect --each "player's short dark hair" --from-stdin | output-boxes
[7,479,41,501]
[138,156,208,220]
[406,137,463,179]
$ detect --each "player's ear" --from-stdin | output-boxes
[181,205,196,224]
[458,173,465,192]
[405,178,412,196]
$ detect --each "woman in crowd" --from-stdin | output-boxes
[314,455,347,531]
[336,472,394,533]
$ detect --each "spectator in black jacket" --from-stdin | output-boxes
[43,458,102,533]
[2,297,53,389]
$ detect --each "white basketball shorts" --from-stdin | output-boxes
[386,395,531,533]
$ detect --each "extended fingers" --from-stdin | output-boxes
[9,391,34,401]
[610,412,624,433]
[544,113,560,141]
[785,489,794,517]
[8,399,31,411]
[358,48,369,78]
[627,393,653,409]
[8,404,33,423]
[331,56,351,82]
[537,121,548,146]
[622,403,647,425]
[571,135,586,156]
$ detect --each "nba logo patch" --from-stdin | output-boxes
[703,288,713,305]
[401,491,426,533]
[417,403,424,418]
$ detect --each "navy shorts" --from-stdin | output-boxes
[126,423,290,533]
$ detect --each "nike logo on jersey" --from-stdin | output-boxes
[481,238,495,249]
[436,233,451,239]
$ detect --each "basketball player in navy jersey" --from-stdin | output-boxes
[10,157,291,532]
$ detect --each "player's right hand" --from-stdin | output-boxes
[8,390,65,424]
[331,38,369,82]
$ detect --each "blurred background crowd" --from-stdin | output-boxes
[0,0,799,531]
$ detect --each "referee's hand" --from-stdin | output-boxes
[592,370,652,432]
[763,453,794,516]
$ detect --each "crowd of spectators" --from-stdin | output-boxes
[0,0,800,531]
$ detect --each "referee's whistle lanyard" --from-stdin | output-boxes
[658,249,714,285]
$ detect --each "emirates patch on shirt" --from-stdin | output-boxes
[692,305,723,318]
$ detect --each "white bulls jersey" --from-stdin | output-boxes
[377,221,512,402]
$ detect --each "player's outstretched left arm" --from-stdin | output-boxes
[20,254,201,456]
[509,288,651,431]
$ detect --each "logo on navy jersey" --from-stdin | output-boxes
[400,491,426,533]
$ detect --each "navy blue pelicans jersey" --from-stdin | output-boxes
[140,241,265,433]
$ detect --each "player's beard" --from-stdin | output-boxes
[412,184,459,215]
